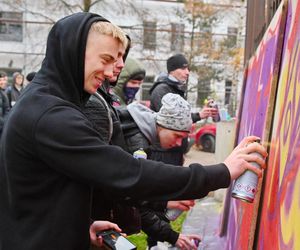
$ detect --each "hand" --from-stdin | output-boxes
[167,200,195,211]
[175,234,201,250]
[199,107,215,119]
[199,107,219,120]
[89,220,122,247]
[201,99,220,120]
[223,136,268,180]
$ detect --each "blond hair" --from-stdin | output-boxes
[89,21,128,49]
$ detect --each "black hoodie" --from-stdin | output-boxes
[0,12,230,250]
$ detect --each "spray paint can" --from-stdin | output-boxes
[133,148,147,159]
[232,140,263,203]
[209,101,220,122]
[165,208,183,221]
[191,239,200,248]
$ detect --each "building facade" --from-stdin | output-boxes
[0,0,246,112]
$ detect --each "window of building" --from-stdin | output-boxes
[227,27,238,47]
[171,23,184,52]
[225,80,232,105]
[140,75,155,101]
[143,21,156,50]
[0,12,23,42]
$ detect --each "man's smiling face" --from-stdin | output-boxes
[84,32,121,94]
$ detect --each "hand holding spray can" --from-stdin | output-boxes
[232,139,264,203]
[208,99,220,122]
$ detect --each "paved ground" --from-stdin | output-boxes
[181,197,224,250]
[152,147,225,250]
[182,147,224,250]
[184,145,217,166]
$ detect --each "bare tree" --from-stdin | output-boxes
[181,0,245,109]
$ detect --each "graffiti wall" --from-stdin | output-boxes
[257,0,300,248]
[222,0,300,249]
[223,1,288,249]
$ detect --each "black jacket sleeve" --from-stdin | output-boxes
[140,207,179,245]
[36,106,231,202]
[191,112,201,123]
[150,84,173,112]
[0,117,4,136]
[140,200,168,212]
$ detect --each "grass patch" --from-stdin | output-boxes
[128,212,187,250]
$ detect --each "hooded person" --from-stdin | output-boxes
[113,57,146,105]
[0,71,10,136]
[0,12,267,250]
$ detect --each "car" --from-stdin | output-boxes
[189,122,216,153]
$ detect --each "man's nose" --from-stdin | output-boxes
[104,64,114,78]
[118,59,125,69]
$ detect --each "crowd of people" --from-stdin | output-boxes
[0,12,267,250]
[0,71,35,135]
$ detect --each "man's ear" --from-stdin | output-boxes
[156,124,163,137]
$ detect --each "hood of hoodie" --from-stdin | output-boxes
[113,57,145,104]
[33,12,109,107]
[127,102,158,144]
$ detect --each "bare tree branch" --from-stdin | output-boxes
[59,0,84,12]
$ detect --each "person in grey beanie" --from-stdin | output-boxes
[121,93,193,153]
[148,54,220,248]
[156,93,192,133]
[116,93,199,249]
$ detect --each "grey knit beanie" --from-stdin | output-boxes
[156,93,192,132]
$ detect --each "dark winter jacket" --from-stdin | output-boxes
[6,83,23,107]
[0,89,10,135]
[85,90,173,240]
[83,89,114,143]
[6,72,24,107]
[149,75,185,112]
[149,75,201,124]
[83,84,130,226]
[117,103,158,153]
[0,12,231,250]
